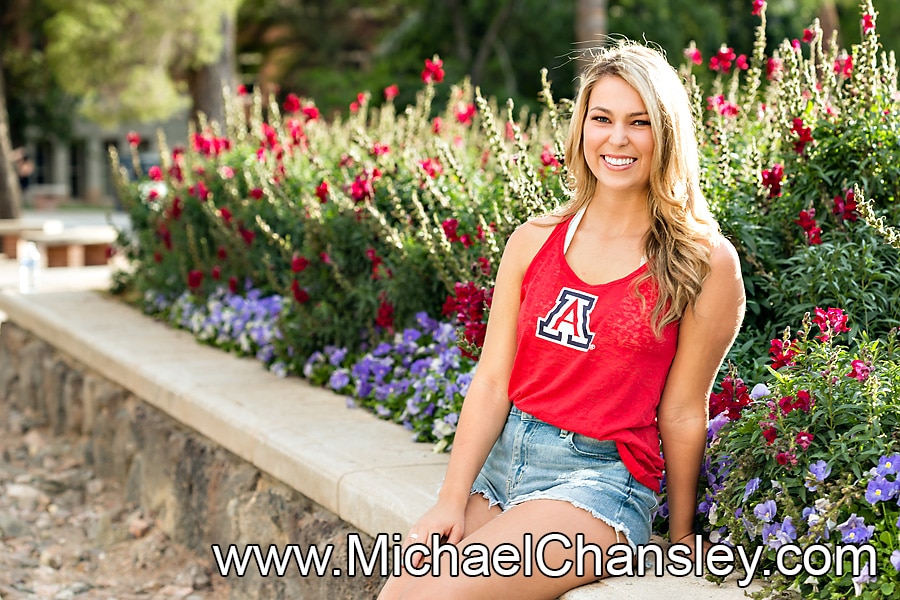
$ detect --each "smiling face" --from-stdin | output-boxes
[581,76,655,199]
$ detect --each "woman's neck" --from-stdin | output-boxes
[582,190,651,238]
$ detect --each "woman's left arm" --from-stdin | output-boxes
[658,236,746,544]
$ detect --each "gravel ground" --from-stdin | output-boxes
[0,413,230,600]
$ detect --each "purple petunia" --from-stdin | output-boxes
[865,476,898,504]
[876,454,900,477]
[836,513,875,544]
[749,383,770,399]
[742,478,761,502]
[328,369,351,391]
[852,563,876,596]
[805,460,831,491]
[754,499,777,523]
[763,517,797,549]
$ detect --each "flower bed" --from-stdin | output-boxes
[112,1,900,596]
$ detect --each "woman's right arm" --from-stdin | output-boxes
[409,221,547,545]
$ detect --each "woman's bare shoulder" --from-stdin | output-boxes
[705,233,741,276]
[501,215,563,273]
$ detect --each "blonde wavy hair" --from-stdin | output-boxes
[559,40,718,335]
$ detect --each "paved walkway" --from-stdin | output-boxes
[0,208,124,302]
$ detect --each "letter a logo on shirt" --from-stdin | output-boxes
[535,287,598,351]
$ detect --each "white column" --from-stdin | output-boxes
[52,142,70,198]
[84,136,104,204]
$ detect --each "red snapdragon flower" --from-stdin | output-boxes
[211,265,222,281]
[848,359,871,382]
[384,84,399,101]
[684,47,703,65]
[127,132,141,147]
[167,197,183,220]
[365,248,391,280]
[834,54,853,78]
[790,118,814,154]
[421,56,445,84]
[442,218,460,243]
[418,158,443,179]
[707,94,739,117]
[187,270,203,290]
[794,208,822,245]
[148,166,163,181]
[291,255,309,273]
[795,431,814,450]
[249,187,264,200]
[813,307,850,340]
[802,28,815,43]
[217,246,227,260]
[237,84,248,96]
[228,276,239,294]
[832,189,858,221]
[188,181,210,201]
[283,93,302,113]
[762,426,777,444]
[371,142,390,156]
[219,207,233,224]
[709,375,751,420]
[455,103,476,125]
[776,451,797,467]
[475,257,491,276]
[766,57,783,80]
[540,145,561,171]
[291,280,309,304]
[769,338,797,369]
[350,168,381,203]
[736,54,749,71]
[751,0,765,16]
[192,132,231,157]
[443,281,493,359]
[375,297,395,330]
[862,14,875,35]
[709,46,736,73]
[315,180,329,203]
[239,226,255,246]
[761,163,784,198]
[302,104,320,121]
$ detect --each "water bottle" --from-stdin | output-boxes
[18,241,40,293]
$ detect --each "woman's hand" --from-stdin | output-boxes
[403,498,468,569]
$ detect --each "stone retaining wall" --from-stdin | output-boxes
[0,322,386,599]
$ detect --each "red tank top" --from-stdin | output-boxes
[508,216,679,492]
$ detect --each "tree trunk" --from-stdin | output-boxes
[575,0,608,72]
[0,63,23,220]
[186,9,237,128]
[818,0,841,50]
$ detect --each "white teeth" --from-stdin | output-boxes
[604,156,636,166]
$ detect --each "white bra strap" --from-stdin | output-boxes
[563,205,587,255]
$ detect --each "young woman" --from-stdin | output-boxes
[378,40,745,600]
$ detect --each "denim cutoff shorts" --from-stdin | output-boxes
[471,406,658,547]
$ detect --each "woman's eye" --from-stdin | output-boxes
[633,120,651,126]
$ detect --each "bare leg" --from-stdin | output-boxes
[377,493,502,600]
[397,499,624,600]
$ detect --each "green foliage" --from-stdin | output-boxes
[237,0,578,117]
[690,0,900,382]
[43,0,241,125]
[113,5,900,592]
[112,72,567,362]
[701,314,900,598]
